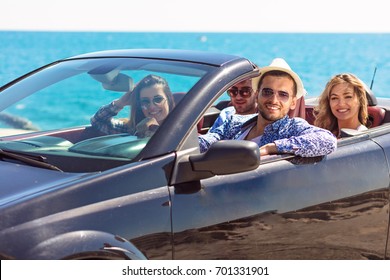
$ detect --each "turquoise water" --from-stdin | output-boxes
[1,31,390,98]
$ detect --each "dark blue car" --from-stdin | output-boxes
[0,49,389,259]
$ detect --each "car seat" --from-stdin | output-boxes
[365,87,385,128]
[288,96,306,119]
[367,106,385,128]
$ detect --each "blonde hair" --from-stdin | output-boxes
[314,73,368,136]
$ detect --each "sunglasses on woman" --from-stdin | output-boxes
[227,87,253,98]
[140,95,166,110]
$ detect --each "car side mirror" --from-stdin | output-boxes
[171,140,260,185]
[190,140,260,174]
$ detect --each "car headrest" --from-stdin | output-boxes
[359,78,377,106]
[365,86,377,106]
[173,92,186,105]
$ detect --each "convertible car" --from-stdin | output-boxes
[0,49,389,260]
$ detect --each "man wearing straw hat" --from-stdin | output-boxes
[234,58,336,157]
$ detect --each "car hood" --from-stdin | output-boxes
[0,161,89,207]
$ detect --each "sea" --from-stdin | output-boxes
[1,31,390,100]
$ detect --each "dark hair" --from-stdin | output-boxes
[128,74,175,132]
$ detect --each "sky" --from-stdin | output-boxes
[1,0,389,33]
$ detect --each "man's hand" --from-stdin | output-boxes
[259,143,277,156]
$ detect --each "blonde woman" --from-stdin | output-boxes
[314,73,368,138]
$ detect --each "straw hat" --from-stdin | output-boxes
[252,58,306,99]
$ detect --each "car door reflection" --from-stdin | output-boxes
[134,188,388,260]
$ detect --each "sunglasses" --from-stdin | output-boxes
[227,87,253,98]
[260,88,290,102]
[140,95,166,110]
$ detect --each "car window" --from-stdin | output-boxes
[0,57,215,171]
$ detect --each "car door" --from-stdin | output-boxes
[168,131,390,259]
[0,154,175,260]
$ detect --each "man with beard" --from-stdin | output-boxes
[198,78,258,152]
[234,58,336,157]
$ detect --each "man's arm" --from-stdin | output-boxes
[272,120,337,157]
[198,107,235,152]
[198,108,249,153]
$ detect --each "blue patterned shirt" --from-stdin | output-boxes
[198,106,257,152]
[235,115,337,157]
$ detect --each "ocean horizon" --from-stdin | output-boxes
[1,31,389,99]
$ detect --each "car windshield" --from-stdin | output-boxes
[0,57,215,170]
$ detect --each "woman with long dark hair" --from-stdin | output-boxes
[91,74,175,137]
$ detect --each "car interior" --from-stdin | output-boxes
[2,67,390,174]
